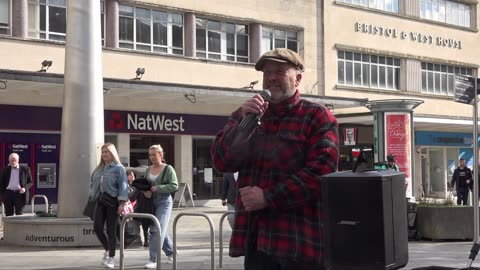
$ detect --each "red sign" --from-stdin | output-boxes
[385,113,412,197]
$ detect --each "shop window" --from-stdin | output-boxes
[337,50,400,90]
[119,4,183,55]
[0,0,9,35]
[196,18,249,63]
[129,135,174,167]
[192,138,222,199]
[261,26,298,54]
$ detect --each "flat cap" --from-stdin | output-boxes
[255,48,305,72]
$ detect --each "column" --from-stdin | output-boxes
[116,133,130,165]
[12,0,28,38]
[184,13,196,57]
[249,23,262,63]
[366,100,423,199]
[174,135,193,187]
[57,0,104,218]
[105,0,119,48]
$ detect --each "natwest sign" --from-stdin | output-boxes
[127,113,185,132]
[105,110,226,135]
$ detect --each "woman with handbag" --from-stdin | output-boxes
[88,143,129,269]
[144,144,179,269]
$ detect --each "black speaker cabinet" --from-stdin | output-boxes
[321,170,408,270]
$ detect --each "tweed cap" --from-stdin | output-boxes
[255,48,305,72]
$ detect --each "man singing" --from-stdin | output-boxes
[211,48,339,270]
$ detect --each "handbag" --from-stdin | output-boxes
[98,192,117,207]
[82,200,96,221]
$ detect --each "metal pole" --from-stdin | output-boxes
[468,77,479,268]
[173,212,216,270]
[474,77,479,244]
[219,211,235,268]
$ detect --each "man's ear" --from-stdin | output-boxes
[295,72,303,87]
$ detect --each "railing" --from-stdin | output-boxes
[30,195,49,214]
[173,212,215,270]
[218,211,235,268]
[119,213,162,270]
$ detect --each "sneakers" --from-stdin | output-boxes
[101,251,108,265]
[105,257,115,269]
[167,255,174,264]
[144,261,157,269]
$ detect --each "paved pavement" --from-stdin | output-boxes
[1,201,480,269]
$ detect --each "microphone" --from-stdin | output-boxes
[238,89,271,132]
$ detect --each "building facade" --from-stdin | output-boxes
[325,0,480,199]
[0,0,477,203]
[0,0,348,202]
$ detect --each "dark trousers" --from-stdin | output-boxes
[245,250,324,270]
[141,219,150,243]
[457,189,469,205]
[94,202,119,258]
[3,190,25,216]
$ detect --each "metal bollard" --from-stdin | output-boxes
[173,212,216,270]
[218,211,235,268]
[30,195,49,214]
[120,213,162,270]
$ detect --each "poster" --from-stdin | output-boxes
[204,168,213,184]
[385,113,412,198]
[343,128,357,146]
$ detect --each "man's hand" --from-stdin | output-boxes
[241,94,269,117]
[19,187,26,194]
[239,186,267,211]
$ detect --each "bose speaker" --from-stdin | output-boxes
[321,170,408,270]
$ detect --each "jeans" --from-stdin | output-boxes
[94,202,119,258]
[149,195,174,262]
[457,189,469,205]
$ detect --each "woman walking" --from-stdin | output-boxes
[144,144,178,269]
[88,143,128,269]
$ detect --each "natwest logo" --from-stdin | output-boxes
[127,113,185,132]
[12,144,29,149]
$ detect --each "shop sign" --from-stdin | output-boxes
[415,131,475,147]
[355,22,463,49]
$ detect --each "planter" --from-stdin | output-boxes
[416,206,475,240]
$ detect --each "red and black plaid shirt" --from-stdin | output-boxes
[211,90,339,266]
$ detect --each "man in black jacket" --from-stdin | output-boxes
[451,157,473,205]
[0,153,33,216]
[221,172,237,228]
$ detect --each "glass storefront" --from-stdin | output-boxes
[129,135,174,167]
[192,138,223,199]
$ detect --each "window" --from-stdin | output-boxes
[196,18,248,63]
[0,0,9,35]
[421,0,471,27]
[337,51,400,90]
[421,62,473,96]
[337,0,399,13]
[119,5,183,55]
[262,26,298,54]
[28,0,66,41]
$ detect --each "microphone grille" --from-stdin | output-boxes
[260,89,271,101]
